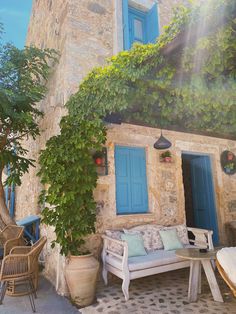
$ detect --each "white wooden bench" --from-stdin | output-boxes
[102,226,214,301]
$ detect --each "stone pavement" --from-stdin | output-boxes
[82,269,236,314]
[2,269,236,314]
[0,276,79,314]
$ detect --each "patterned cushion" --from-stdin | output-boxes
[124,225,165,252]
[148,225,164,250]
[105,230,124,256]
[106,224,189,255]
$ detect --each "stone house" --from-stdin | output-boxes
[15,0,236,295]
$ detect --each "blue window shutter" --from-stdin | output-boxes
[147,3,159,44]
[129,148,148,213]
[115,146,148,214]
[122,0,130,50]
[115,146,131,214]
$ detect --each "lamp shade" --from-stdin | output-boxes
[154,133,172,150]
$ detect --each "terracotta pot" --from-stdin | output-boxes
[65,254,99,307]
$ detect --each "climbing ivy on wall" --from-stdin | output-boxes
[39,0,236,255]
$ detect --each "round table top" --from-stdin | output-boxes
[175,248,217,260]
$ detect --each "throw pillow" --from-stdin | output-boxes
[123,227,153,252]
[163,225,189,245]
[159,229,183,251]
[121,233,147,257]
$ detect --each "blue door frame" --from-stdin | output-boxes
[186,154,219,245]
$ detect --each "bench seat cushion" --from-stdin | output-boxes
[106,248,191,272]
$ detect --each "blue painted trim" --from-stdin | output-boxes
[4,164,15,218]
[122,0,130,50]
[9,185,15,218]
[17,215,41,242]
[147,3,159,43]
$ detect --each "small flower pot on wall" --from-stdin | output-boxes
[93,148,108,175]
[220,150,236,175]
[160,150,172,163]
[164,156,172,163]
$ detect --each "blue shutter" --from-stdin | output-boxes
[147,3,159,43]
[115,147,131,213]
[115,146,148,214]
[122,0,130,50]
[129,148,148,213]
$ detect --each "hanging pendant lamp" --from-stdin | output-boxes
[154,130,172,150]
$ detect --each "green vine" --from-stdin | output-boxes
[39,0,236,256]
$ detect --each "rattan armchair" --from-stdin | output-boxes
[0,236,47,312]
[0,225,25,257]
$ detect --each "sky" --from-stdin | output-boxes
[0,0,32,48]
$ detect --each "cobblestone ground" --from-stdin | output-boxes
[82,269,236,314]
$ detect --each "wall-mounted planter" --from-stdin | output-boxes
[221,150,236,175]
[93,147,108,176]
[160,150,173,163]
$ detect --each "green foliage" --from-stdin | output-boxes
[0,42,58,187]
[161,150,172,158]
[39,0,236,255]
[39,117,106,256]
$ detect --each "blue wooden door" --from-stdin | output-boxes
[191,156,219,244]
[115,146,148,214]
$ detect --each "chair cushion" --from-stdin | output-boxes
[106,249,186,271]
[217,247,236,286]
[159,229,183,251]
[121,234,147,257]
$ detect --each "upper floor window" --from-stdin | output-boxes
[122,0,159,50]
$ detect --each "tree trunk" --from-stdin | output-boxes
[0,181,16,230]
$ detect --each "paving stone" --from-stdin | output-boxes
[81,269,236,314]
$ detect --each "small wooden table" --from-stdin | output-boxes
[175,248,223,303]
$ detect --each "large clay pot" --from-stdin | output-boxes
[65,254,99,307]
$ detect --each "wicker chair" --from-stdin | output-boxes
[0,225,25,258]
[216,259,236,297]
[0,236,47,312]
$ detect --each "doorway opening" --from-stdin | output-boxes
[182,153,219,245]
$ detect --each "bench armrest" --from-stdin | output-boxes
[187,227,214,250]
[102,235,129,269]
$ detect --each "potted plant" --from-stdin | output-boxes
[93,151,104,166]
[224,162,235,174]
[38,118,106,307]
[160,150,172,162]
